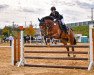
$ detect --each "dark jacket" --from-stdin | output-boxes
[50,11,63,20]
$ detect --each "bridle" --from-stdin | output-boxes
[39,19,54,36]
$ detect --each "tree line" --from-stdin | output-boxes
[72,25,89,37]
[0,25,36,40]
[0,25,89,39]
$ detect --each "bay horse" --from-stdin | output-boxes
[38,16,76,57]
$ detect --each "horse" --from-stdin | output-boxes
[38,16,76,57]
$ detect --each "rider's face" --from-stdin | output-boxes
[51,10,55,13]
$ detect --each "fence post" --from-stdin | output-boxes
[88,24,94,70]
[11,38,14,65]
[18,26,24,67]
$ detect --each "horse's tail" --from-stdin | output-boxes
[73,38,76,45]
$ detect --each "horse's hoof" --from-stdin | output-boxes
[73,55,76,57]
[68,54,70,57]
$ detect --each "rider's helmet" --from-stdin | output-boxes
[51,6,56,11]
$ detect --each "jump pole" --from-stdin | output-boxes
[16,25,94,70]
[88,24,94,70]
[17,26,24,67]
[11,39,14,65]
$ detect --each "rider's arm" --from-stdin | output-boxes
[55,11,61,20]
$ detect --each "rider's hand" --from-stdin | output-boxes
[54,19,57,21]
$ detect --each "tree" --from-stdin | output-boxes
[72,26,89,37]
[2,26,12,37]
[24,25,36,36]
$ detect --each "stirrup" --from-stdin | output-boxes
[64,31,68,34]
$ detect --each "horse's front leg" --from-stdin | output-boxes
[71,46,76,57]
[46,38,50,47]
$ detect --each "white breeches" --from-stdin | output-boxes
[61,19,64,25]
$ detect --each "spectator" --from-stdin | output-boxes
[9,35,13,46]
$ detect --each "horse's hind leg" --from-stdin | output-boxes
[70,38,76,57]
[71,46,76,57]
[62,40,70,57]
[66,46,70,57]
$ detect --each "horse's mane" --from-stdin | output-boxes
[42,16,54,21]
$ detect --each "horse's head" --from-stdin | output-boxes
[38,18,46,36]
[38,18,45,28]
[38,16,54,36]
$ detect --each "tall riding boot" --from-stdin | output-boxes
[61,25,68,34]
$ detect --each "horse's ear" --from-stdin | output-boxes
[38,18,41,22]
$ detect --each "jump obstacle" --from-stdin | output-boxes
[11,25,94,71]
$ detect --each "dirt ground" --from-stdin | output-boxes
[0,43,94,75]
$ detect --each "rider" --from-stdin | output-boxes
[49,6,68,34]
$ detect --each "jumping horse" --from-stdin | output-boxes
[38,16,76,57]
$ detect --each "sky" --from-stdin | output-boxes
[0,0,94,28]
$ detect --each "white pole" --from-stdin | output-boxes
[88,24,94,70]
[18,30,24,67]
[91,8,93,21]
[11,39,14,65]
[30,35,31,44]
[21,30,24,62]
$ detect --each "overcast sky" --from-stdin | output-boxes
[0,0,94,28]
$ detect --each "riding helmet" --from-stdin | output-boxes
[51,6,56,11]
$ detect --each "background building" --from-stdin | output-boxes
[66,20,93,27]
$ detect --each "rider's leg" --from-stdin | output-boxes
[61,19,64,25]
[61,19,68,33]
